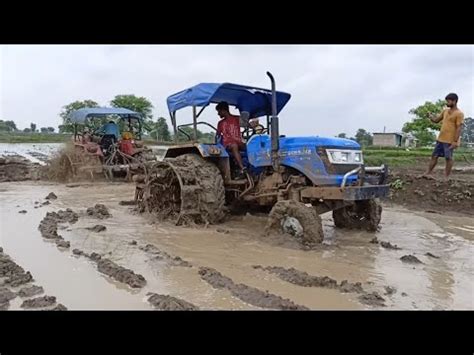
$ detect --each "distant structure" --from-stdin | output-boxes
[373,132,403,147]
[403,132,418,148]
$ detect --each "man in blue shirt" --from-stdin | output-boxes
[99,120,119,154]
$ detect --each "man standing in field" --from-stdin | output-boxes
[423,93,464,179]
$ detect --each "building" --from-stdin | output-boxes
[373,133,403,147]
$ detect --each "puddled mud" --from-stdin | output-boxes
[199,267,308,310]
[86,225,107,233]
[0,288,17,304]
[21,295,56,309]
[139,244,192,267]
[86,204,111,219]
[147,293,199,310]
[400,255,423,264]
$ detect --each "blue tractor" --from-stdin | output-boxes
[134,72,389,245]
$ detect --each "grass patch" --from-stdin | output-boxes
[0,132,72,143]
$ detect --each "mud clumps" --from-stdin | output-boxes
[86,204,111,219]
[199,266,308,310]
[18,210,27,214]
[0,155,41,183]
[254,265,364,294]
[400,255,423,264]
[52,303,68,311]
[216,228,230,234]
[86,225,107,233]
[21,295,56,309]
[0,250,34,288]
[380,241,401,250]
[140,244,192,267]
[18,285,44,298]
[0,287,17,304]
[147,293,199,310]
[45,192,57,200]
[38,209,78,249]
[72,249,85,256]
[358,292,386,307]
[370,237,379,244]
[94,258,146,289]
[129,240,137,246]
[425,252,440,259]
[384,286,397,296]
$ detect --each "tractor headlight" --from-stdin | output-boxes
[326,149,363,164]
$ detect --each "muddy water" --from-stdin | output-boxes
[0,181,472,310]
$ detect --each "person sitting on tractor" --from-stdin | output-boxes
[216,101,246,178]
[98,120,119,154]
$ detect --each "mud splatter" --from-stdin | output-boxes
[400,255,423,264]
[86,225,107,233]
[86,204,111,219]
[198,266,308,310]
[21,295,56,309]
[139,244,192,267]
[147,293,199,310]
[18,285,44,298]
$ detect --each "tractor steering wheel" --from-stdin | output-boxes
[242,125,267,139]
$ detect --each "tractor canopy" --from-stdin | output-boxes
[69,107,143,124]
[167,83,291,118]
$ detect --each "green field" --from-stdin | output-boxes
[363,146,474,167]
[0,132,72,143]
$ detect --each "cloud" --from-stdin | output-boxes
[1,45,472,137]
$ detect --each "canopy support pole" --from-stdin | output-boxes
[171,111,178,144]
[192,106,198,142]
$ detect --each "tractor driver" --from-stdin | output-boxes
[216,101,247,178]
[98,120,119,154]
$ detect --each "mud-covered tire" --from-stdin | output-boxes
[139,153,226,225]
[174,154,226,224]
[266,200,324,245]
[332,199,382,232]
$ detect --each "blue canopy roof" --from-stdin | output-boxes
[167,83,291,118]
[69,107,142,124]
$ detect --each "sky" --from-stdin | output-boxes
[0,45,472,137]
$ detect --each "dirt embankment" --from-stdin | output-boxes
[147,293,199,310]
[0,155,42,183]
[388,173,473,215]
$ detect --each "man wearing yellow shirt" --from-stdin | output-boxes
[423,93,464,179]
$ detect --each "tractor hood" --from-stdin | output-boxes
[279,136,360,150]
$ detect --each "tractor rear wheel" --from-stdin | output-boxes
[266,200,324,245]
[137,154,225,225]
[332,199,382,232]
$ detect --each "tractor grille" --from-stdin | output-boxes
[316,147,361,175]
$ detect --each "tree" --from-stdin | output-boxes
[110,95,154,132]
[175,126,214,143]
[152,117,171,142]
[355,128,373,147]
[0,120,18,132]
[402,99,445,146]
[337,133,347,138]
[59,100,100,133]
[47,127,55,133]
[23,128,31,133]
[30,123,37,133]
[40,127,48,133]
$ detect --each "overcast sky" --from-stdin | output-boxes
[0,45,472,137]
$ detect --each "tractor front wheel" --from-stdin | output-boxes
[265,200,324,245]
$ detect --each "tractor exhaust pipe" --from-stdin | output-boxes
[267,71,280,170]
